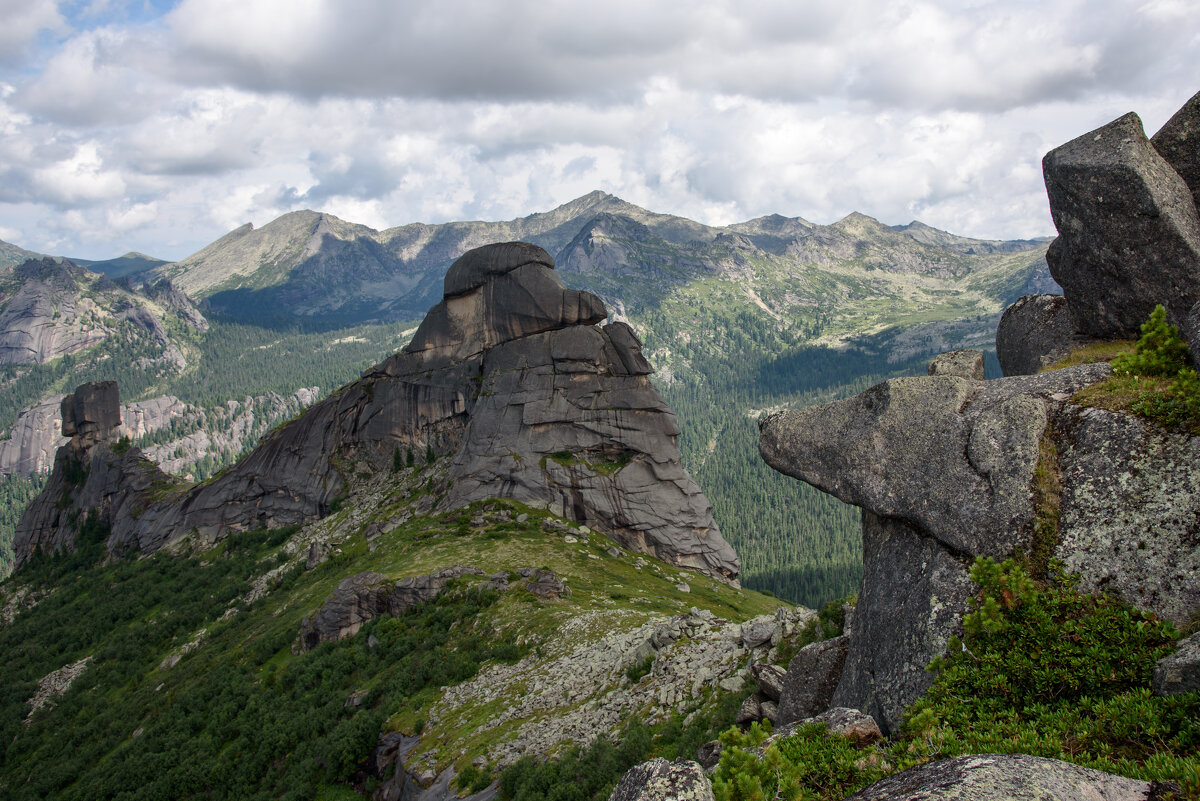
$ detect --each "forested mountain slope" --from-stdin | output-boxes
[0,196,1055,602]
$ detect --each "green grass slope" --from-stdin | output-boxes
[0,456,796,801]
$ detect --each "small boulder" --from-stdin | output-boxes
[801,707,881,746]
[523,569,567,599]
[1151,89,1200,211]
[608,758,714,801]
[1153,632,1200,697]
[1043,111,1200,338]
[751,663,787,702]
[740,619,779,649]
[776,635,849,726]
[995,294,1102,376]
[927,349,984,380]
[735,694,764,726]
[696,740,722,770]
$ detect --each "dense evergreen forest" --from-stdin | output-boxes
[0,292,979,606]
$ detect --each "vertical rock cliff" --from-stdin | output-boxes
[14,243,738,583]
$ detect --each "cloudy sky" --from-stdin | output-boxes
[1,0,1197,261]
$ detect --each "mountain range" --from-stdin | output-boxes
[0,192,1056,600]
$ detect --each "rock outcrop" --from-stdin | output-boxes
[758,94,1200,736]
[1152,633,1200,697]
[0,259,109,365]
[1043,111,1200,338]
[14,243,738,583]
[758,355,1200,732]
[142,278,209,332]
[607,758,713,801]
[297,566,486,651]
[13,382,178,567]
[843,753,1174,801]
[1151,89,1200,211]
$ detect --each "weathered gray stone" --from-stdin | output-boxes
[443,241,555,297]
[521,569,567,599]
[1151,90,1200,212]
[844,753,1171,801]
[759,365,1109,560]
[829,514,974,735]
[996,294,1104,376]
[143,278,209,332]
[1186,301,1200,372]
[740,619,778,649]
[735,694,763,726]
[1153,633,1200,697]
[776,635,848,726]
[1043,112,1200,337]
[799,707,881,745]
[297,566,484,651]
[60,381,121,446]
[608,758,713,801]
[751,663,787,702]
[927,349,984,380]
[1054,406,1200,625]
[0,259,102,365]
[696,740,722,770]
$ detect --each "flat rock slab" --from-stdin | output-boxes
[759,365,1110,558]
[845,753,1170,801]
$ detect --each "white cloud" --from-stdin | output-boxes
[0,0,66,65]
[0,0,1197,259]
[32,141,126,205]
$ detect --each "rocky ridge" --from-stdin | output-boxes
[0,388,318,479]
[0,258,205,368]
[13,243,739,583]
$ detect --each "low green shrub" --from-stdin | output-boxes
[1077,304,1200,432]
[711,558,1200,800]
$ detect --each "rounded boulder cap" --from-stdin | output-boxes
[443,242,555,298]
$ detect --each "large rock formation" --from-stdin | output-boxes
[13,382,176,565]
[759,355,1199,732]
[0,259,110,365]
[1043,112,1200,338]
[843,754,1173,801]
[1151,89,1200,211]
[14,243,738,583]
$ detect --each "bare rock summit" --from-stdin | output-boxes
[14,242,739,584]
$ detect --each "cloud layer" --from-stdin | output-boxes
[1,0,1198,259]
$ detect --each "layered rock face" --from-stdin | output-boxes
[13,382,173,568]
[15,243,738,583]
[0,259,110,365]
